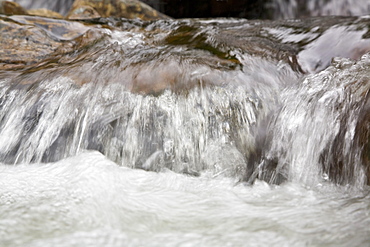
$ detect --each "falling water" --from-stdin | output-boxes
[0,13,370,247]
[272,0,370,19]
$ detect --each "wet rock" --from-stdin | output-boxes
[0,15,95,69]
[0,1,63,19]
[66,0,170,20]
[0,1,27,15]
[27,8,64,19]
[66,5,101,19]
[14,0,75,16]
[1,16,370,83]
[0,16,60,68]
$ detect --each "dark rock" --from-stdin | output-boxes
[355,91,370,185]
[147,0,271,19]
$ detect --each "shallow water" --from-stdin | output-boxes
[0,151,369,247]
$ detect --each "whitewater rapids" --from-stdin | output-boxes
[0,151,369,247]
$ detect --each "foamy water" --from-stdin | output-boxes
[0,151,369,247]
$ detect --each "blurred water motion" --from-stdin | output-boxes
[0,3,370,247]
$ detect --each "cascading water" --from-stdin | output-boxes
[260,55,370,187]
[0,11,370,247]
[271,0,370,19]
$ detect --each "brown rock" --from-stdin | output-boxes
[66,0,170,20]
[0,1,27,15]
[65,5,101,19]
[27,8,64,19]
[0,15,93,69]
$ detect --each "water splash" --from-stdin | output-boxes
[271,0,370,19]
[0,52,296,181]
[0,17,370,187]
[0,151,369,247]
[260,54,370,187]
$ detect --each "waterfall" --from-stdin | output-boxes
[260,55,370,187]
[271,0,370,19]
[0,17,369,186]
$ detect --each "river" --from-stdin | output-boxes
[0,3,370,247]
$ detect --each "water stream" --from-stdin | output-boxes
[0,12,369,247]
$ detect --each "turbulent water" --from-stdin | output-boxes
[272,0,370,19]
[1,151,370,247]
[0,13,370,247]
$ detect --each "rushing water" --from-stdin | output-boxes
[0,14,370,246]
[271,0,370,19]
[1,151,370,247]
